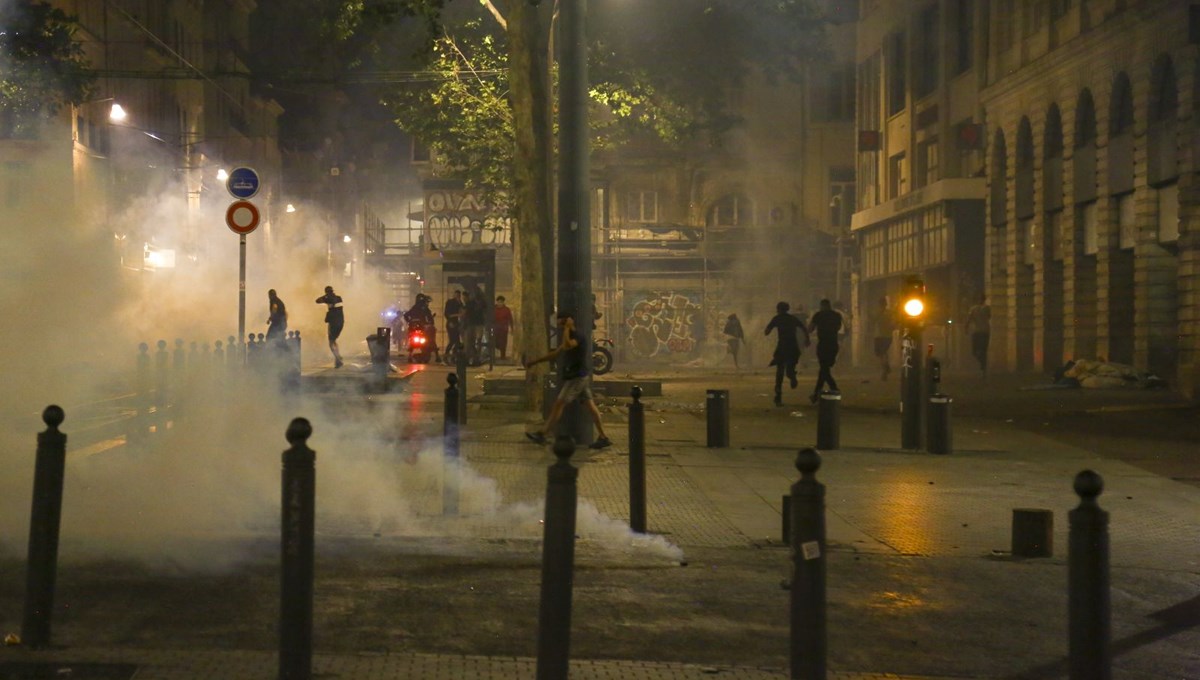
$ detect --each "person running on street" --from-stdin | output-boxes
[723,313,745,370]
[524,311,612,449]
[266,289,288,343]
[966,294,992,376]
[315,285,345,368]
[765,301,808,407]
[808,298,843,403]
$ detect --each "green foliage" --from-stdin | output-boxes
[382,19,514,200]
[0,0,93,138]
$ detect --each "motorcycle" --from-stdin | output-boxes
[406,323,437,364]
[592,337,614,375]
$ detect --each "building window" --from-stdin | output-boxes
[708,193,752,226]
[829,168,855,228]
[888,153,908,199]
[915,5,940,98]
[625,191,659,223]
[1048,211,1065,261]
[886,31,907,116]
[1158,183,1179,243]
[917,138,939,188]
[1117,193,1136,249]
[1081,202,1098,255]
[954,0,974,75]
[1020,218,1038,266]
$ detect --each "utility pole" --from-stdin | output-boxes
[556,0,593,445]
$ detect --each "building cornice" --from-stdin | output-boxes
[850,178,986,231]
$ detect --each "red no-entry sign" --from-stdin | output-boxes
[226,200,260,235]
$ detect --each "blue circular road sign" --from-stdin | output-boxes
[226,167,261,200]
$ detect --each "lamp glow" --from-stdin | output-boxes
[216,168,229,181]
[108,104,127,122]
[342,235,352,243]
[286,204,296,213]
[903,298,924,317]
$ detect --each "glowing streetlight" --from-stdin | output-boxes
[108,103,127,122]
[342,234,352,243]
[285,204,296,213]
[216,168,229,181]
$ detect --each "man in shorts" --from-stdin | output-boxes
[523,311,612,449]
[315,285,345,368]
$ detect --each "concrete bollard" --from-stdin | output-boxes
[628,386,647,534]
[279,418,316,680]
[816,393,840,450]
[1069,470,1110,680]
[789,447,826,680]
[21,406,68,649]
[443,374,461,516]
[536,435,579,680]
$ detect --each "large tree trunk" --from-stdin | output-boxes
[507,0,552,412]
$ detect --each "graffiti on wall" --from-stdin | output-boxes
[624,291,703,359]
[424,190,513,249]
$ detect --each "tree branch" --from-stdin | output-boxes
[481,0,507,30]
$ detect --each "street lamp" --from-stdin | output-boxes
[108,103,127,122]
[900,275,926,449]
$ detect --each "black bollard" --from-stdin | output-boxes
[705,389,730,448]
[279,418,316,680]
[443,374,461,516]
[154,340,168,432]
[133,343,150,444]
[926,394,953,454]
[1068,470,1110,680]
[789,448,826,680]
[21,406,68,649]
[536,435,579,680]
[816,393,840,450]
[628,386,647,534]
[455,350,468,426]
[227,335,239,371]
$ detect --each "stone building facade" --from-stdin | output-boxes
[853,0,1199,394]
[981,0,1198,394]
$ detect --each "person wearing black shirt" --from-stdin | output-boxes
[523,311,612,449]
[765,301,808,407]
[266,289,288,343]
[723,313,745,369]
[808,298,843,403]
[315,285,345,368]
[442,291,464,364]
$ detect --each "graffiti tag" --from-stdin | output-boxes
[624,292,702,359]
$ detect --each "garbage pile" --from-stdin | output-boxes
[1055,359,1168,389]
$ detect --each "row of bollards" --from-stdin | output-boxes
[17,399,1109,680]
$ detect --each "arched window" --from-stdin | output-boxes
[1043,104,1064,213]
[990,129,1008,226]
[1015,117,1035,219]
[1108,73,1135,195]
[1073,89,1098,204]
[1147,54,1179,186]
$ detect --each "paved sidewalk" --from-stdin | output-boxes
[0,647,972,680]
[1,364,1195,680]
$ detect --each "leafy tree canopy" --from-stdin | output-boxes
[0,0,92,138]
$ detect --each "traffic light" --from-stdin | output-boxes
[901,275,926,326]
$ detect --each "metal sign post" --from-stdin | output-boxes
[225,168,260,351]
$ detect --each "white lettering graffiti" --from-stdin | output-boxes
[425,190,512,250]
